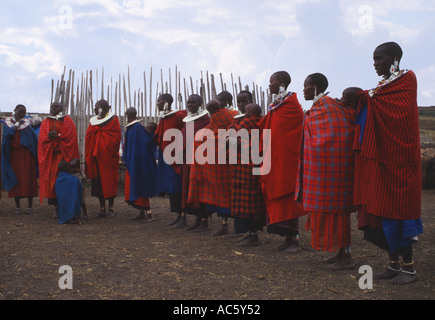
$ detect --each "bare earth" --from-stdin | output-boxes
[0,187,434,302]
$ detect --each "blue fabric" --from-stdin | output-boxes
[356,104,367,144]
[383,218,423,253]
[122,122,158,200]
[156,149,182,194]
[206,204,231,215]
[1,124,39,191]
[55,172,82,224]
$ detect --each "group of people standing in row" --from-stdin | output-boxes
[1,41,423,285]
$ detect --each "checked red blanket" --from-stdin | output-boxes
[296,96,356,214]
[187,108,238,208]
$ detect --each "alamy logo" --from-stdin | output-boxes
[161,122,271,175]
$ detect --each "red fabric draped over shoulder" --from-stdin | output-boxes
[85,116,121,199]
[38,116,79,203]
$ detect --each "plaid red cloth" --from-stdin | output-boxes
[353,70,421,220]
[125,170,150,210]
[85,116,121,199]
[257,92,305,224]
[38,116,79,203]
[188,108,238,208]
[295,96,356,214]
[230,115,266,222]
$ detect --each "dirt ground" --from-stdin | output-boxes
[0,186,433,301]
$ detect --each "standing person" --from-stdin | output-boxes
[231,90,253,235]
[1,104,38,214]
[181,94,210,231]
[154,93,188,227]
[258,71,305,252]
[85,99,122,218]
[55,160,82,224]
[123,107,157,222]
[38,102,79,216]
[297,73,357,270]
[230,103,267,247]
[354,42,423,285]
[70,158,88,219]
[188,98,238,236]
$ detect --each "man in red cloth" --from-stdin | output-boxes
[85,99,121,218]
[297,73,357,270]
[188,95,238,236]
[258,71,305,252]
[154,93,188,227]
[38,102,79,216]
[354,42,423,285]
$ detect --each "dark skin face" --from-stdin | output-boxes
[373,46,398,78]
[14,106,26,122]
[94,102,109,118]
[303,77,315,101]
[187,96,202,114]
[236,93,252,114]
[50,103,63,116]
[157,96,171,112]
[268,73,282,95]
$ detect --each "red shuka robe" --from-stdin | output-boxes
[38,116,79,203]
[258,92,305,225]
[353,70,421,220]
[85,115,121,199]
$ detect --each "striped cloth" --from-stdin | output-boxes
[296,96,356,214]
[187,108,238,209]
[353,70,421,220]
[85,116,121,199]
[38,116,79,203]
[230,115,266,223]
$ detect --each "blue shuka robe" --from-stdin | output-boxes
[55,172,82,224]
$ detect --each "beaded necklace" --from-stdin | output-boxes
[368,70,407,97]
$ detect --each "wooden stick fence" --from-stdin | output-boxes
[50,66,270,164]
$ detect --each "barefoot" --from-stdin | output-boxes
[284,241,300,253]
[331,254,355,271]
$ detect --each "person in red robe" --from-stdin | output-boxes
[179,94,210,232]
[1,105,38,214]
[258,71,306,252]
[296,73,357,270]
[38,102,79,216]
[354,42,423,285]
[230,103,267,247]
[85,99,122,218]
[188,96,238,236]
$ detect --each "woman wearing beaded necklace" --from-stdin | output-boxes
[354,41,423,285]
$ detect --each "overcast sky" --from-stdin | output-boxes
[1,0,434,115]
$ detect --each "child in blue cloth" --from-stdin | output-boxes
[55,160,83,224]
